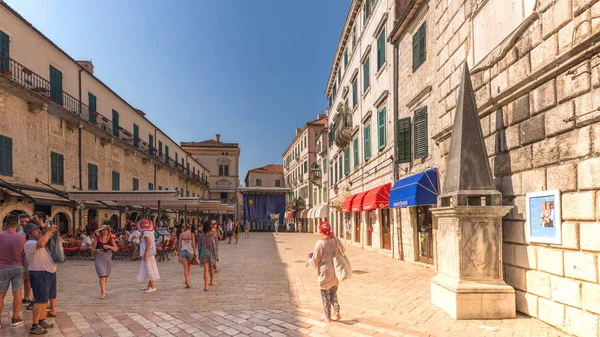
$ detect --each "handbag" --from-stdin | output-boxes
[46,231,66,264]
[333,238,352,281]
[190,253,199,265]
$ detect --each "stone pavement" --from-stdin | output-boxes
[0,233,571,336]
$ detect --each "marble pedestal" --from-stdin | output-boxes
[430,206,515,319]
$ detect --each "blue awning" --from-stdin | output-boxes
[389,168,439,208]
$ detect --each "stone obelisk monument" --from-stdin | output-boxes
[430,63,515,319]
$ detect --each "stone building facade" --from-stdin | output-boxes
[181,134,241,220]
[0,2,209,232]
[282,115,326,231]
[325,0,397,256]
[387,0,600,336]
[244,164,284,188]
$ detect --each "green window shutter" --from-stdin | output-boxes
[0,135,12,176]
[88,93,97,123]
[165,145,169,160]
[413,23,427,72]
[175,152,178,164]
[149,134,154,155]
[377,29,386,70]
[112,171,120,191]
[377,107,386,150]
[352,79,358,107]
[337,70,341,85]
[49,66,63,105]
[344,49,348,68]
[338,156,343,181]
[112,110,119,137]
[364,124,371,161]
[0,29,9,56]
[88,164,98,190]
[353,138,359,169]
[397,117,412,163]
[51,152,64,185]
[333,160,338,183]
[158,141,163,156]
[332,83,337,99]
[149,183,154,190]
[344,147,350,175]
[133,178,139,191]
[133,124,139,147]
[363,57,370,92]
[414,107,429,159]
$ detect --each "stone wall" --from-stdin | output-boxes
[429,0,600,336]
[247,172,284,188]
[0,87,206,229]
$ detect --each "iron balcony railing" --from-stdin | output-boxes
[0,53,205,182]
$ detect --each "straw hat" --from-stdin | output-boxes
[137,219,154,232]
[95,224,111,236]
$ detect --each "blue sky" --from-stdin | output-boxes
[7,0,349,184]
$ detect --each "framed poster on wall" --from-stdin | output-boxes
[525,190,561,244]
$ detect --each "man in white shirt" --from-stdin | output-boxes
[80,231,96,259]
[226,219,233,244]
[23,222,57,335]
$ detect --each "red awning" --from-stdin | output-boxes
[350,191,368,212]
[362,183,391,211]
[342,194,356,212]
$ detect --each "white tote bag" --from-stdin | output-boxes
[333,238,352,281]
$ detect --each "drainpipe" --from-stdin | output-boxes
[392,38,403,261]
[77,67,83,237]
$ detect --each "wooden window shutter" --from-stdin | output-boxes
[344,147,350,175]
[419,23,427,66]
[414,107,428,159]
[88,93,97,123]
[377,29,385,70]
[412,29,420,72]
[353,138,359,169]
[0,135,12,176]
[397,117,412,163]
[377,108,386,150]
[112,110,119,137]
[363,57,370,91]
[0,30,9,56]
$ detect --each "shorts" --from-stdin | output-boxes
[29,271,56,303]
[180,250,193,260]
[227,231,233,237]
[0,266,24,292]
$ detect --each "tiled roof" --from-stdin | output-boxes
[248,164,283,174]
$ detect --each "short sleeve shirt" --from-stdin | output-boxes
[24,239,57,273]
[0,231,26,269]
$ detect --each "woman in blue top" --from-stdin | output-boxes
[197,220,218,291]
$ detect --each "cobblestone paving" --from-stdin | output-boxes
[0,233,570,336]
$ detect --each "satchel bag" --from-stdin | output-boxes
[190,253,199,265]
[333,238,352,281]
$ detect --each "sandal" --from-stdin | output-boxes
[46,312,57,318]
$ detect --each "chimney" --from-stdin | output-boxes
[317,113,327,119]
[77,60,94,74]
[295,128,302,135]
[216,134,221,142]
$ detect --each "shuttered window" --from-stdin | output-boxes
[88,163,98,190]
[397,118,412,163]
[112,171,120,191]
[88,93,97,123]
[0,135,13,176]
[338,156,343,181]
[353,138,359,169]
[344,147,350,175]
[344,48,348,69]
[50,152,64,185]
[133,124,139,147]
[149,183,154,190]
[377,107,386,150]
[148,134,154,155]
[165,145,169,160]
[175,153,178,165]
[333,159,338,183]
[337,70,341,85]
[49,66,63,105]
[132,178,139,191]
[112,110,119,137]
[377,28,386,70]
[158,141,163,157]
[363,124,371,161]
[414,107,428,159]
[352,79,358,107]
[363,57,370,92]
[363,0,371,23]
[412,23,427,72]
[332,83,337,100]
[0,30,9,72]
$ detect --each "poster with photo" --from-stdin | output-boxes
[525,190,562,244]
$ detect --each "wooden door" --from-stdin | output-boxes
[417,206,434,264]
[367,211,373,246]
[381,209,391,250]
[354,212,360,243]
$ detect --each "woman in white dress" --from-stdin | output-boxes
[136,219,160,293]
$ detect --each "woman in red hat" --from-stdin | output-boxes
[136,219,160,293]
[308,221,344,322]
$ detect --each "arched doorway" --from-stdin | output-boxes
[2,209,27,225]
[108,215,119,231]
[53,212,69,234]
